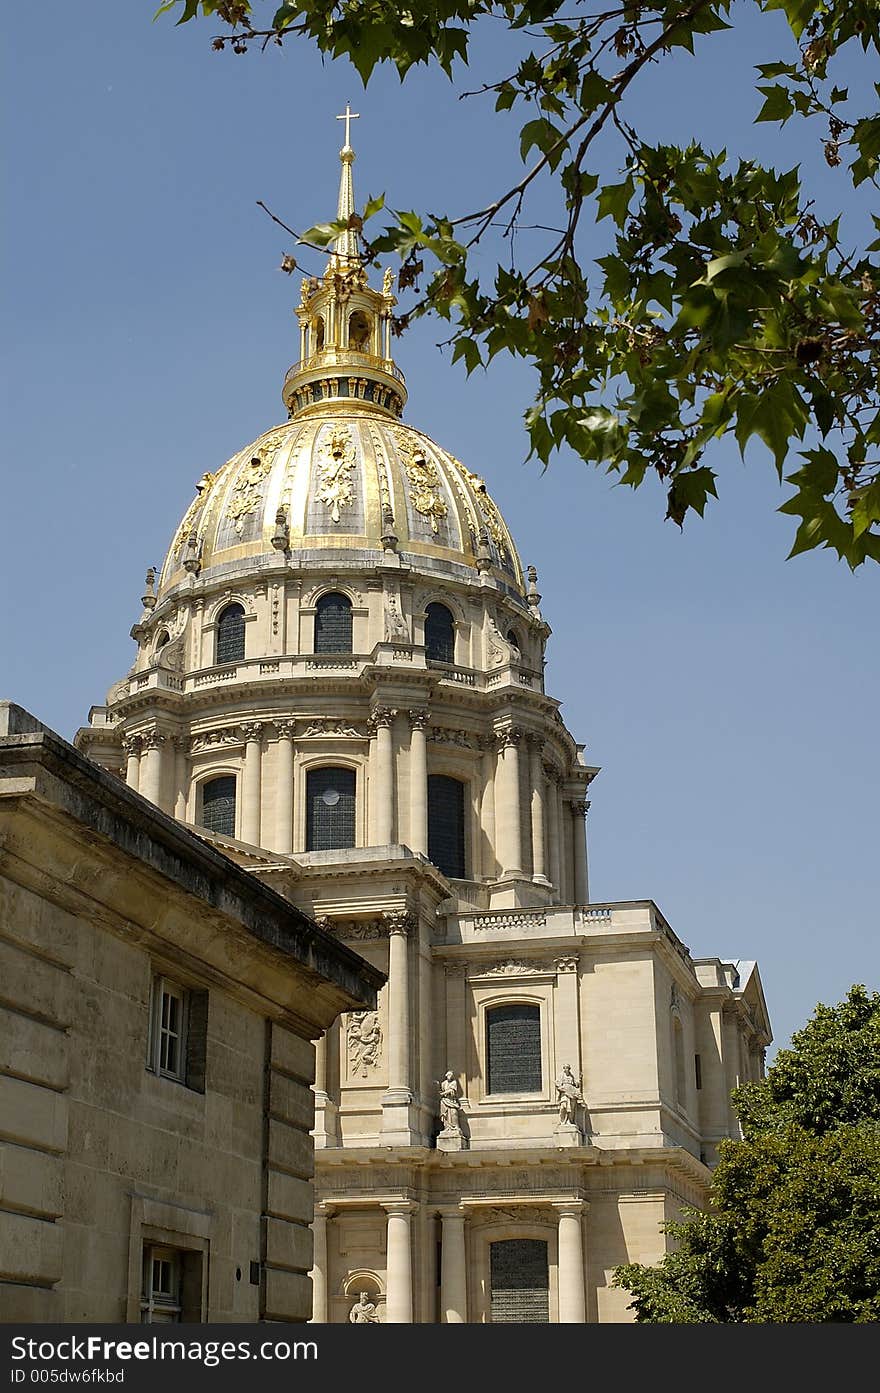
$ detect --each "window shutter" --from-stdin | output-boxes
[490,1240,549,1323]
[201,776,236,837]
[306,767,356,850]
[487,1004,542,1093]
[427,774,466,879]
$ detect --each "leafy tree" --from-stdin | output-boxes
[613,985,880,1322]
[164,2,880,566]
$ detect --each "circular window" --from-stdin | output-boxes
[322,787,341,807]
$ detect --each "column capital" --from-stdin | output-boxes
[367,705,398,735]
[275,718,296,739]
[121,734,142,756]
[240,720,264,743]
[140,728,166,751]
[381,1199,419,1216]
[436,1204,466,1221]
[315,1201,336,1219]
[552,1197,588,1216]
[171,733,191,754]
[495,725,524,750]
[570,798,591,818]
[525,731,545,751]
[406,707,431,731]
[383,909,417,937]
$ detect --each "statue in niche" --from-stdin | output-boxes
[349,1291,381,1324]
[555,1063,584,1125]
[437,1071,464,1133]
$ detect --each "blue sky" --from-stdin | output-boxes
[2,2,878,1054]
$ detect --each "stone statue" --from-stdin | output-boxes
[349,1291,380,1323]
[437,1071,463,1133]
[555,1063,583,1125]
[382,266,395,297]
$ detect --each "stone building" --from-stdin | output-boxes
[0,702,382,1322]
[75,121,772,1323]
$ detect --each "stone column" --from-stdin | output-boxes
[274,720,295,854]
[383,912,414,1106]
[547,771,562,902]
[309,1204,332,1323]
[383,1201,416,1323]
[495,728,523,878]
[122,736,141,794]
[139,729,167,810]
[528,734,550,885]
[369,707,396,846]
[173,735,189,821]
[407,709,429,856]
[240,721,263,846]
[439,1207,468,1323]
[479,736,497,879]
[554,1200,587,1323]
[571,799,590,905]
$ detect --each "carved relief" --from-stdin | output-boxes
[346,1011,383,1078]
[394,429,448,535]
[333,920,386,941]
[471,959,550,977]
[315,424,357,524]
[300,719,365,738]
[190,726,242,753]
[555,957,579,973]
[429,725,473,749]
[227,454,274,536]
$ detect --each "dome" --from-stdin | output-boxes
[158,410,525,602]
[156,130,526,608]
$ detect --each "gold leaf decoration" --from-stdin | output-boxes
[315,424,357,524]
[395,429,448,535]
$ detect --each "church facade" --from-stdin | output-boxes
[76,124,772,1324]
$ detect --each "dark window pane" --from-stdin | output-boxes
[425,603,455,664]
[487,1004,541,1094]
[427,774,466,879]
[490,1240,549,1324]
[315,593,353,654]
[306,767,356,851]
[216,604,245,664]
[201,776,236,837]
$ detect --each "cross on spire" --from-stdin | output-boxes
[336,103,360,150]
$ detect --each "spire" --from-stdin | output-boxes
[333,103,360,263]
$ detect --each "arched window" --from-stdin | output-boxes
[314,592,353,654]
[486,1003,541,1094]
[425,603,455,665]
[306,767,356,851]
[215,603,245,665]
[427,774,466,879]
[313,316,325,353]
[200,775,236,837]
[154,629,170,651]
[490,1240,549,1324]
[348,310,371,351]
[506,629,520,653]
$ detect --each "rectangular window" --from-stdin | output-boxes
[141,1246,182,1323]
[140,1244,204,1323]
[147,976,208,1090]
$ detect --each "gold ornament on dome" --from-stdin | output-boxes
[455,458,510,560]
[394,429,448,535]
[315,424,357,524]
[224,428,289,536]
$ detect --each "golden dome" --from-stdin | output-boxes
[158,410,525,598]
[157,123,525,604]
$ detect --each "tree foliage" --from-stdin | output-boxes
[165,2,880,566]
[613,985,880,1322]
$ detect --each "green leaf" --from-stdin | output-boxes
[363,194,385,221]
[596,177,634,228]
[755,84,794,124]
